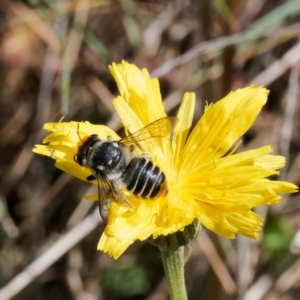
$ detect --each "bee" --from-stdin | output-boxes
[74,117,177,220]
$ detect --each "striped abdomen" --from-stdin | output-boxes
[122,158,168,198]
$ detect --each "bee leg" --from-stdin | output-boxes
[110,181,133,209]
[142,152,152,160]
[86,174,96,181]
[129,144,135,152]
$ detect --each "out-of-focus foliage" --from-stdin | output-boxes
[264,213,294,259]
[0,0,300,299]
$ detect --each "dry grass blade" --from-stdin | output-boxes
[0,208,101,300]
[198,234,237,296]
[242,275,273,300]
[151,26,300,78]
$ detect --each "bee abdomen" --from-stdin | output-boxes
[122,158,167,198]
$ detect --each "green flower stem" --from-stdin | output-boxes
[160,245,187,300]
[150,220,200,299]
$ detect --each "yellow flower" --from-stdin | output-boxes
[33,61,298,259]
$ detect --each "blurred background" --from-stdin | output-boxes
[0,0,300,299]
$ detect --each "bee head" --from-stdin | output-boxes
[75,134,99,167]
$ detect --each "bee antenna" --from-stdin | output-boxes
[77,123,82,141]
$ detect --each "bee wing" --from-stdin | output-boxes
[94,173,114,222]
[94,172,132,223]
[119,117,178,150]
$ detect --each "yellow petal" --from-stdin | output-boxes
[196,203,263,239]
[32,121,119,183]
[172,92,195,171]
[181,86,269,173]
[112,95,145,133]
[98,200,156,259]
[226,211,263,239]
[109,61,151,101]
[98,189,198,258]
[110,61,166,125]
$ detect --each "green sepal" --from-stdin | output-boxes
[149,219,201,250]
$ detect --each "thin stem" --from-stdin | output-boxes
[160,245,187,300]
